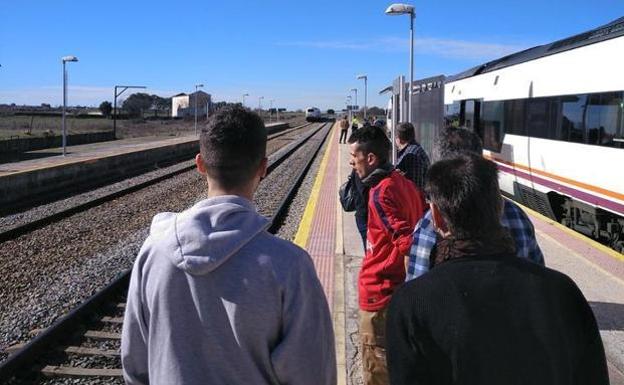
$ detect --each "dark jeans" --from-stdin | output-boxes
[355,215,367,252]
[339,129,348,143]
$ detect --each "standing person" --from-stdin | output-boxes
[394,122,430,191]
[348,125,426,385]
[406,127,544,280]
[386,153,608,385]
[121,105,336,385]
[351,115,361,136]
[339,115,349,143]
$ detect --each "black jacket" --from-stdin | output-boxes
[386,254,608,385]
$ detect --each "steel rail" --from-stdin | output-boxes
[0,121,332,382]
[0,123,321,244]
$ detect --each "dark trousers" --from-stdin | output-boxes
[339,129,348,143]
[355,215,367,252]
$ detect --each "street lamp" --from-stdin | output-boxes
[194,83,204,135]
[258,96,264,110]
[114,85,146,139]
[350,88,358,118]
[61,55,78,156]
[346,95,352,122]
[242,93,249,107]
[385,3,415,124]
[269,99,275,122]
[357,74,368,119]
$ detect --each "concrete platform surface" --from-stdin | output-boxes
[0,135,197,176]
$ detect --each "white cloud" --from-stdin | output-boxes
[277,36,530,61]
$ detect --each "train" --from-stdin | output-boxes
[394,17,624,252]
[305,107,322,122]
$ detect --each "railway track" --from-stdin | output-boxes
[0,122,314,244]
[0,122,332,383]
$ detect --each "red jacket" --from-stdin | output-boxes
[359,170,425,311]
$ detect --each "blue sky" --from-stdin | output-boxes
[1,1,622,110]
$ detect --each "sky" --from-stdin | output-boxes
[1,1,623,111]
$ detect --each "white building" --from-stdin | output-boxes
[171,91,212,118]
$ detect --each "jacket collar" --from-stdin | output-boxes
[361,162,394,188]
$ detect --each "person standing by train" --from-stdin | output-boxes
[406,127,544,281]
[394,122,430,191]
[348,124,426,385]
[121,105,336,385]
[386,153,608,385]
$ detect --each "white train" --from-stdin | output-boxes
[305,107,322,122]
[443,17,624,252]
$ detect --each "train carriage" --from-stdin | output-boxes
[443,17,624,251]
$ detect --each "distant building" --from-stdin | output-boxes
[171,91,212,118]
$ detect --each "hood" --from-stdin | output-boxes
[149,195,270,275]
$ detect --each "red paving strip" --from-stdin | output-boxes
[305,127,339,309]
[531,215,624,282]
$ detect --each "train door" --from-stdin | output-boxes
[460,99,482,136]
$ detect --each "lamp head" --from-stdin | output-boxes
[196,84,204,88]
[62,55,78,63]
[385,3,415,15]
[357,74,367,80]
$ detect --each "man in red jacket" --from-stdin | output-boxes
[348,125,426,385]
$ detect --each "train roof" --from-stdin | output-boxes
[446,16,624,83]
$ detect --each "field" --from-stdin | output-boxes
[0,111,305,141]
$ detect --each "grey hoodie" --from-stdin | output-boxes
[121,195,336,385]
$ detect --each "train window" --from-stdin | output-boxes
[527,97,558,140]
[481,101,504,152]
[504,99,526,135]
[586,92,624,148]
[561,94,587,143]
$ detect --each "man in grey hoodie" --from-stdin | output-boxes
[121,105,336,385]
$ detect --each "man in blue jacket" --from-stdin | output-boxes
[121,105,336,385]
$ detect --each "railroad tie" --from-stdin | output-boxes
[41,366,123,378]
[64,346,120,357]
[84,330,121,340]
[101,316,124,324]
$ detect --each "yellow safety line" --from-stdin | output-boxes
[509,198,624,263]
[294,123,337,248]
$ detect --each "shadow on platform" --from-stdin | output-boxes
[590,301,624,331]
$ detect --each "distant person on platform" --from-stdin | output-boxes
[394,122,430,191]
[348,124,426,385]
[121,105,336,385]
[406,127,544,281]
[351,115,361,135]
[339,115,350,144]
[386,153,608,385]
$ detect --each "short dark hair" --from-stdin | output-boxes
[396,122,415,142]
[431,127,483,162]
[348,124,390,163]
[425,153,502,238]
[199,105,267,189]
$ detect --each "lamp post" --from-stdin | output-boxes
[194,84,204,135]
[114,85,146,139]
[269,99,275,122]
[258,96,264,110]
[242,93,249,107]
[346,95,352,123]
[61,55,78,156]
[357,74,368,119]
[350,88,358,118]
[385,3,415,124]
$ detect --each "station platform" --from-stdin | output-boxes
[294,123,624,384]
